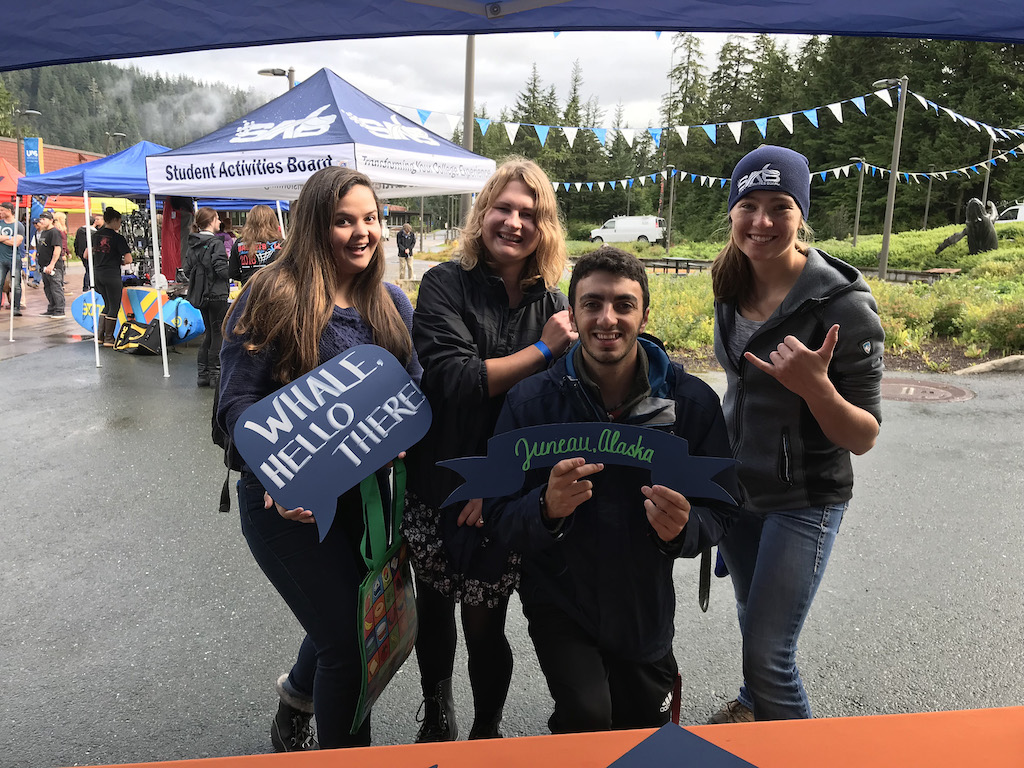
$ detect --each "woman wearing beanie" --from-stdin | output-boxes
[708,145,883,723]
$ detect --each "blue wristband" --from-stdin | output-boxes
[534,340,554,363]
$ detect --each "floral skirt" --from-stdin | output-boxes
[401,491,520,608]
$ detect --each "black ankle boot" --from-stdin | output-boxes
[415,677,458,742]
[468,713,503,740]
[271,700,318,752]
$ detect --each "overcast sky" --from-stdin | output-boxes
[121,31,749,136]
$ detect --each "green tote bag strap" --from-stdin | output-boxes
[358,458,407,571]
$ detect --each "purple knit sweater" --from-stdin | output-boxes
[218,282,421,438]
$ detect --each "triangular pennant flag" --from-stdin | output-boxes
[619,128,635,147]
[983,124,996,139]
[852,96,867,115]
[504,122,520,144]
[941,106,958,121]
[842,165,851,177]
[648,127,662,148]
[661,170,668,180]
[912,93,928,109]
[802,108,819,127]
[563,182,570,191]
[650,174,658,183]
[965,118,980,131]
[417,108,432,125]
[553,31,560,37]
[727,121,742,142]
[939,172,948,180]
[476,117,491,135]
[534,125,550,146]
[638,176,647,186]
[701,175,710,187]
[831,168,841,179]
[587,182,593,190]
[902,173,910,182]
[777,114,794,134]
[598,181,606,191]
[827,103,843,123]
[446,113,461,135]
[874,89,894,108]
[574,182,582,192]
[926,99,940,113]
[971,165,980,173]
[592,127,607,145]
[700,124,717,143]
[655,31,662,39]
[911,173,920,182]
[690,173,697,183]
[562,126,578,147]
[627,179,634,187]
[754,117,768,137]
[551,182,558,190]
[720,178,727,188]
[609,180,617,190]
[819,171,827,181]
[675,126,689,145]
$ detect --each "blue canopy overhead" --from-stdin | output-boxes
[2,0,1023,72]
[145,69,496,200]
[17,141,171,197]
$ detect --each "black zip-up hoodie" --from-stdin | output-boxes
[713,248,884,514]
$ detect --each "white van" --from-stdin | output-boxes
[590,215,665,244]
[996,203,1024,222]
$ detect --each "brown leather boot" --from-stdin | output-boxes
[102,316,117,347]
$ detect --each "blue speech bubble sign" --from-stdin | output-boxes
[233,345,431,541]
[439,423,737,508]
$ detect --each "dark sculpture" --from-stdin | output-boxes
[935,198,999,255]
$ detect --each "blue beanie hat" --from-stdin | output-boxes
[727,145,811,220]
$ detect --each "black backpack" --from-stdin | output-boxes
[185,238,216,309]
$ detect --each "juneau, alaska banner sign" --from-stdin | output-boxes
[233,345,432,541]
[439,423,737,508]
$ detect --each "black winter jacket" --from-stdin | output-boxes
[406,259,568,509]
[714,248,884,513]
[485,337,738,662]
[185,231,230,301]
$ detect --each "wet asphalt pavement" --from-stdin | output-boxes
[1,299,1022,767]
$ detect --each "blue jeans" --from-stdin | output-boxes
[238,472,370,748]
[719,502,847,720]
[0,257,22,310]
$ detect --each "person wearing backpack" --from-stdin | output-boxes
[185,207,229,388]
[91,208,133,346]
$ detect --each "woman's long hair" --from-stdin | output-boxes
[194,207,218,233]
[711,214,813,309]
[239,205,280,249]
[457,156,566,290]
[225,167,412,384]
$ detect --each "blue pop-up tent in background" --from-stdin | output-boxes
[145,68,496,201]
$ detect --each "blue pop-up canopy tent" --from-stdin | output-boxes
[17,141,171,197]
[2,0,1023,72]
[145,68,496,201]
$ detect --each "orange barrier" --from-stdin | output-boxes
[82,707,1024,768]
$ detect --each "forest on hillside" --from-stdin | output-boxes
[0,61,264,156]
[3,35,1024,240]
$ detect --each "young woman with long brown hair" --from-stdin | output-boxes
[229,204,283,285]
[217,166,419,752]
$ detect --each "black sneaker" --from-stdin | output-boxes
[270,701,317,752]
[40,310,54,316]
[12,310,21,317]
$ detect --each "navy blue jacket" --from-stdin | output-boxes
[485,337,737,662]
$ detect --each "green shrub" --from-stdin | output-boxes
[931,300,965,337]
[976,300,1024,352]
[567,221,599,241]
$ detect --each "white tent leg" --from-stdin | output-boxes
[8,199,23,343]
[84,191,102,368]
[149,193,169,378]
[276,201,286,238]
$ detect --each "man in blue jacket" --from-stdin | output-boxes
[486,247,737,733]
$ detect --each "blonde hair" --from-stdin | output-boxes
[53,211,67,232]
[238,204,281,249]
[225,167,411,384]
[457,156,566,290]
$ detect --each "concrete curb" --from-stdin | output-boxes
[954,354,1024,374]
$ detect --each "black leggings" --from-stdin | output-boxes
[93,269,122,320]
[414,580,513,722]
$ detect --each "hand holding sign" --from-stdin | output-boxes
[642,484,691,541]
[544,458,604,520]
[233,345,432,541]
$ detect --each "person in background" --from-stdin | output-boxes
[229,204,282,285]
[185,208,229,388]
[216,211,237,255]
[396,222,415,280]
[36,211,65,318]
[707,145,884,724]
[404,157,576,742]
[217,166,420,752]
[0,202,25,316]
[76,212,103,292]
[91,207,133,347]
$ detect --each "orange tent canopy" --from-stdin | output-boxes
[0,158,32,206]
[43,195,137,214]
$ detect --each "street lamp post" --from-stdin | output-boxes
[13,108,41,174]
[923,164,936,230]
[665,165,676,253]
[874,75,909,280]
[850,157,865,247]
[105,131,126,155]
[981,133,995,207]
[258,67,295,90]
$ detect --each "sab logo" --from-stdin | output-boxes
[230,106,338,143]
[343,112,439,146]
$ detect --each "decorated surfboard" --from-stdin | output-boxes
[71,290,105,335]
